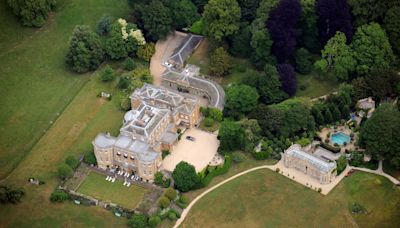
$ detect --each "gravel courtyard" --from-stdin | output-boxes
[162,128,219,172]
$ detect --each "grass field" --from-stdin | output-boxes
[182,170,400,227]
[0,0,131,179]
[78,171,148,209]
[296,72,338,98]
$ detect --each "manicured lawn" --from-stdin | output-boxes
[296,72,338,98]
[182,170,400,227]
[0,0,131,179]
[78,171,148,209]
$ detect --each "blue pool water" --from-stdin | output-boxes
[331,132,350,145]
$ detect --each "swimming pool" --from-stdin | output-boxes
[331,132,350,145]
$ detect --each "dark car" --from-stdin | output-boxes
[186,136,195,141]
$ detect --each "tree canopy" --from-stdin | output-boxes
[167,0,199,29]
[360,104,400,167]
[66,25,104,73]
[8,0,55,27]
[141,0,173,41]
[277,64,297,97]
[172,161,200,192]
[314,31,356,81]
[351,23,395,75]
[224,84,259,118]
[203,0,241,41]
[218,120,246,152]
[383,6,400,54]
[209,47,232,77]
[348,0,398,26]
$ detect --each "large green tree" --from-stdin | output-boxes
[360,104,400,167]
[66,25,104,73]
[314,32,355,81]
[141,0,173,41]
[383,6,400,55]
[351,23,395,75]
[203,0,241,41]
[172,161,200,192]
[7,0,55,27]
[348,0,399,26]
[167,0,199,29]
[225,84,259,118]
[218,120,246,152]
[209,47,232,77]
[299,0,319,52]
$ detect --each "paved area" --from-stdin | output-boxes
[162,128,219,172]
[150,32,186,86]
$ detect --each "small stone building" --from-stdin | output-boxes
[283,144,337,184]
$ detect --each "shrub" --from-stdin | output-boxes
[251,151,269,160]
[162,150,170,159]
[65,156,79,170]
[148,216,161,228]
[317,188,322,193]
[50,190,69,202]
[209,47,232,77]
[176,195,189,209]
[296,138,311,147]
[336,155,347,175]
[101,66,114,82]
[196,156,232,188]
[0,185,25,204]
[137,42,155,62]
[208,108,223,122]
[117,77,130,89]
[158,196,170,209]
[189,19,204,34]
[295,48,313,74]
[275,168,280,172]
[154,172,164,186]
[168,211,177,220]
[231,151,245,163]
[120,97,131,111]
[124,58,136,71]
[351,202,366,214]
[172,162,200,192]
[57,164,73,180]
[164,187,177,201]
[319,142,341,153]
[324,138,330,143]
[96,15,113,35]
[84,151,97,165]
[203,117,214,127]
[162,178,171,188]
[127,214,148,228]
[334,143,339,147]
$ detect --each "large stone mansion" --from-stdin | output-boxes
[92,84,200,182]
[283,144,337,184]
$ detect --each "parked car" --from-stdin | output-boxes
[186,136,195,141]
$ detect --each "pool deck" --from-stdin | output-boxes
[319,126,357,152]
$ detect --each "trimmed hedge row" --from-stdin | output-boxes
[195,155,232,189]
[319,142,341,153]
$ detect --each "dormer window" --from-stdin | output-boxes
[130,156,135,160]
[123,153,128,158]
[117,152,121,156]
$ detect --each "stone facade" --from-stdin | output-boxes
[92,84,200,182]
[283,144,337,184]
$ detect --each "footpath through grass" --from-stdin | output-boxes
[183,170,400,227]
[0,0,131,179]
[78,171,148,209]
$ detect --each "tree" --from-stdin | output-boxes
[101,66,114,82]
[299,0,320,52]
[237,0,261,22]
[314,32,355,81]
[83,151,97,165]
[168,0,199,29]
[192,0,208,13]
[229,23,253,58]
[224,84,259,118]
[66,25,104,73]
[57,164,73,180]
[383,7,400,54]
[351,23,395,75]
[267,0,302,63]
[360,104,400,167]
[203,0,241,41]
[158,196,170,208]
[324,108,333,124]
[340,105,350,119]
[154,171,164,186]
[277,64,297,97]
[218,121,246,152]
[136,42,155,62]
[336,155,347,174]
[65,155,79,170]
[50,190,69,202]
[172,161,200,192]
[348,0,398,26]
[105,19,146,60]
[148,216,161,228]
[0,185,25,204]
[141,0,172,41]
[208,108,223,122]
[330,105,341,121]
[164,187,177,201]
[295,48,313,74]
[315,0,353,45]
[311,105,325,126]
[127,214,148,228]
[96,15,113,35]
[124,58,136,71]
[351,77,370,100]
[209,47,232,77]
[249,0,279,69]
[249,104,283,137]
[364,69,400,101]
[7,0,55,27]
